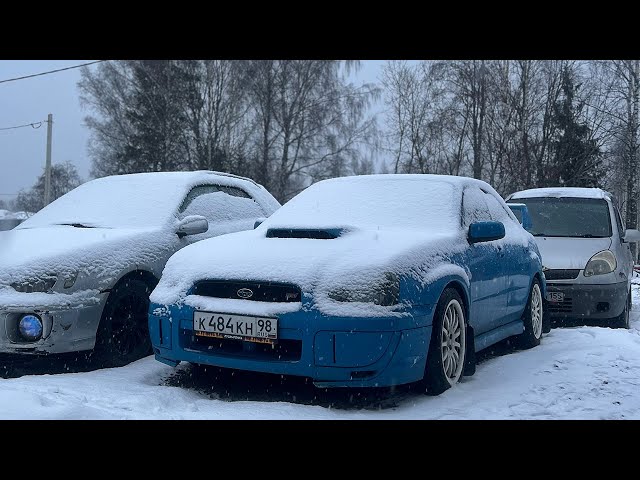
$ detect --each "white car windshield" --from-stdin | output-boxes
[263,176,458,232]
[513,197,612,238]
[17,175,186,229]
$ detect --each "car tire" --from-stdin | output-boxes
[611,290,631,329]
[421,288,467,396]
[92,278,154,367]
[515,278,544,349]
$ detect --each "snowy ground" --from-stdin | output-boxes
[2,287,640,419]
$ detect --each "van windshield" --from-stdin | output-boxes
[508,197,612,238]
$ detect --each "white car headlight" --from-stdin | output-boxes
[584,250,617,277]
[328,272,400,306]
[11,275,57,293]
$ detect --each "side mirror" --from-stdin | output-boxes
[176,215,209,238]
[468,221,505,244]
[254,217,266,229]
[623,229,640,243]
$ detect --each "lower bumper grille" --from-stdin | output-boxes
[183,331,302,361]
[548,297,573,313]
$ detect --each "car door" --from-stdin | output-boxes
[484,190,529,324]
[177,184,269,245]
[462,187,507,335]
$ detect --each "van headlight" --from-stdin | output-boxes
[328,272,400,306]
[584,250,617,277]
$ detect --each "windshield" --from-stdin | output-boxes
[263,177,458,232]
[17,175,187,229]
[509,197,612,238]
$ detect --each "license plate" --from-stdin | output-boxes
[546,292,564,303]
[193,311,278,344]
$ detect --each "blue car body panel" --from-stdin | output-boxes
[149,244,545,388]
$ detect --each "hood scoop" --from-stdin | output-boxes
[266,228,345,239]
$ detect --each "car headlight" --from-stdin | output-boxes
[328,272,400,306]
[584,250,617,277]
[11,275,57,293]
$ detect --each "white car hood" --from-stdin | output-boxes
[533,236,612,270]
[0,225,173,288]
[151,226,465,307]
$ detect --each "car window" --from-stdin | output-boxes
[483,191,515,224]
[179,184,267,223]
[462,187,492,227]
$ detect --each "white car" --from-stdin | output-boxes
[0,171,280,365]
[507,187,640,328]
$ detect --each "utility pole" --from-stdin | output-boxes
[43,113,53,206]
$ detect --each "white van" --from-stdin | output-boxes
[507,187,640,329]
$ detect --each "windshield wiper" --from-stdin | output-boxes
[56,223,96,229]
[576,234,603,238]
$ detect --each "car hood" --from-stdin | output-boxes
[151,226,465,307]
[533,236,612,270]
[0,225,174,289]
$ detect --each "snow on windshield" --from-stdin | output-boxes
[510,187,610,200]
[17,171,264,230]
[262,175,459,231]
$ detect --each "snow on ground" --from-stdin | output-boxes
[1,286,640,419]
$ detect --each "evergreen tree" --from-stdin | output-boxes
[545,67,601,187]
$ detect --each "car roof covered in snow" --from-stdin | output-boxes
[18,170,279,230]
[508,187,612,201]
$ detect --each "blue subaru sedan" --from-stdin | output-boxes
[149,174,546,395]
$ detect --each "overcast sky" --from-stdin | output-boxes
[0,60,387,204]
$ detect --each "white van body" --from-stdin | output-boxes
[507,187,640,328]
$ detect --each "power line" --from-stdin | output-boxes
[0,60,106,85]
[0,121,44,131]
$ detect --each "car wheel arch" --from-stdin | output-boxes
[106,269,159,294]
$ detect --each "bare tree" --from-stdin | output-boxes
[15,162,82,213]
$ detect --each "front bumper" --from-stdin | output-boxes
[0,291,107,354]
[149,302,435,388]
[545,281,628,320]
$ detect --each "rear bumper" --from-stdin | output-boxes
[545,281,628,319]
[149,302,435,388]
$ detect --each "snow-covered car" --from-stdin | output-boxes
[507,187,640,329]
[0,171,280,366]
[149,174,546,395]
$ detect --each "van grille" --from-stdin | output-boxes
[544,269,580,280]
